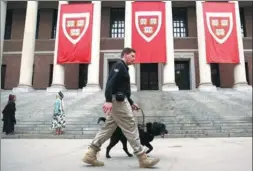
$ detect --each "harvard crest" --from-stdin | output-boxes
[135,11,162,42]
[62,13,90,44]
[206,12,233,44]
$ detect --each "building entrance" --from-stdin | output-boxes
[245,62,249,84]
[140,63,159,90]
[175,61,190,90]
[211,63,221,87]
[78,64,88,88]
[1,65,6,89]
[108,60,117,74]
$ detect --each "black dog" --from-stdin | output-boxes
[97,117,168,158]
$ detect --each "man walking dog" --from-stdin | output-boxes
[82,47,160,168]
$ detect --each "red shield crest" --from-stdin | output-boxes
[206,12,233,44]
[135,11,162,42]
[62,13,90,44]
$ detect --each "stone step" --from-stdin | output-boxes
[13,130,98,135]
[1,132,251,139]
[10,128,251,134]
[1,90,251,139]
[1,134,95,139]
[10,116,253,124]
[1,121,251,128]
[1,121,251,129]
[2,125,251,136]
[7,123,251,129]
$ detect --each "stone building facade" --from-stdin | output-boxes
[0,1,252,91]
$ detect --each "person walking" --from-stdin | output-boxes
[51,91,65,135]
[82,47,160,168]
[2,94,17,135]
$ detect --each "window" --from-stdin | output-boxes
[240,8,246,37]
[36,9,40,39]
[4,10,13,40]
[172,7,188,38]
[110,8,125,38]
[51,9,58,39]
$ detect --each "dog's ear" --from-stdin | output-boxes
[146,122,153,133]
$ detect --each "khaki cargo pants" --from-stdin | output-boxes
[89,98,145,156]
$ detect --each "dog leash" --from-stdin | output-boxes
[136,107,145,130]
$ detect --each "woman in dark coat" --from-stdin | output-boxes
[2,94,16,135]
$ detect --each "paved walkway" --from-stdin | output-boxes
[1,138,252,171]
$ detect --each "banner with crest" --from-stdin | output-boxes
[57,3,93,64]
[131,1,166,63]
[202,2,239,63]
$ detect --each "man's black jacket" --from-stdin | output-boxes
[105,59,134,105]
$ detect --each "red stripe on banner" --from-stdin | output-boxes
[131,1,166,63]
[57,3,93,64]
[202,2,240,64]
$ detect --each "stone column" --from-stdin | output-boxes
[232,1,252,91]
[0,1,7,62]
[162,1,179,91]
[47,1,68,92]
[13,1,38,92]
[0,1,7,90]
[83,1,102,92]
[196,1,216,92]
[125,1,137,91]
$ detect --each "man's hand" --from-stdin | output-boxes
[131,103,140,111]
[103,102,113,115]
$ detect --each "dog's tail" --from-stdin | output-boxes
[97,117,106,124]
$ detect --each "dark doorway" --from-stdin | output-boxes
[78,64,88,88]
[32,64,35,86]
[48,64,53,86]
[175,61,190,90]
[108,60,117,74]
[210,63,220,87]
[140,63,159,90]
[1,65,6,89]
[245,62,249,84]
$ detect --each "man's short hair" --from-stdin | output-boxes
[121,47,136,58]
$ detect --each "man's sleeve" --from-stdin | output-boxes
[125,84,134,105]
[127,97,134,105]
[105,62,122,103]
